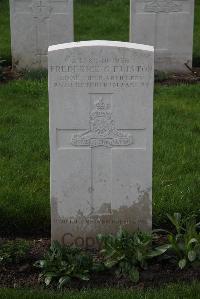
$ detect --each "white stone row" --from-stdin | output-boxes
[9,0,194,72]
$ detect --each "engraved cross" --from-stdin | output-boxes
[30,0,52,66]
[144,0,183,51]
[31,0,52,20]
[37,1,46,12]
[56,94,145,217]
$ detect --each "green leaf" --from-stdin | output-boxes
[195,222,200,228]
[106,249,118,259]
[156,244,172,253]
[104,259,119,268]
[97,234,103,241]
[51,240,62,251]
[168,234,175,243]
[58,276,71,288]
[188,238,198,246]
[34,260,46,268]
[116,227,123,240]
[100,249,107,254]
[188,250,197,262]
[177,241,185,251]
[147,244,171,258]
[92,262,105,273]
[129,267,140,282]
[152,229,170,234]
[178,259,187,269]
[45,272,59,278]
[75,274,90,281]
[104,253,125,269]
[136,250,143,262]
[44,276,53,286]
[167,213,182,232]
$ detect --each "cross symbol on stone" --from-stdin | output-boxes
[36,1,46,12]
[31,0,52,20]
[35,49,47,66]
[144,0,183,51]
[30,0,52,66]
[57,94,146,217]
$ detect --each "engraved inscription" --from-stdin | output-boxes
[50,56,153,89]
[31,0,52,20]
[71,98,134,148]
[144,0,182,13]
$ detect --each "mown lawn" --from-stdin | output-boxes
[0,79,199,236]
[1,282,200,299]
[0,0,11,63]
[194,0,200,65]
[0,78,49,236]
[0,0,200,65]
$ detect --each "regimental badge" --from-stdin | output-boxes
[71,98,134,148]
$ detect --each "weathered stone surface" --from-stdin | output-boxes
[9,0,73,70]
[48,41,154,248]
[130,0,195,73]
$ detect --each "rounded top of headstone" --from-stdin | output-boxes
[48,40,154,53]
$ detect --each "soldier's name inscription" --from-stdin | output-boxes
[50,55,153,88]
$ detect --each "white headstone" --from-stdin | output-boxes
[130,0,195,72]
[49,41,154,248]
[9,0,73,70]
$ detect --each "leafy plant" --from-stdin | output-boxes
[165,213,200,269]
[35,241,95,288]
[97,228,169,282]
[0,240,30,265]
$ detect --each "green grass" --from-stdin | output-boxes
[194,0,200,66]
[1,282,200,299]
[0,0,200,66]
[0,79,50,236]
[0,0,11,63]
[0,80,199,235]
[153,84,200,227]
[74,0,129,42]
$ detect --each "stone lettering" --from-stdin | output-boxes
[130,0,195,72]
[49,41,154,248]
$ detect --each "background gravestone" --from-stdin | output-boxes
[130,0,195,73]
[48,41,154,248]
[9,0,73,70]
